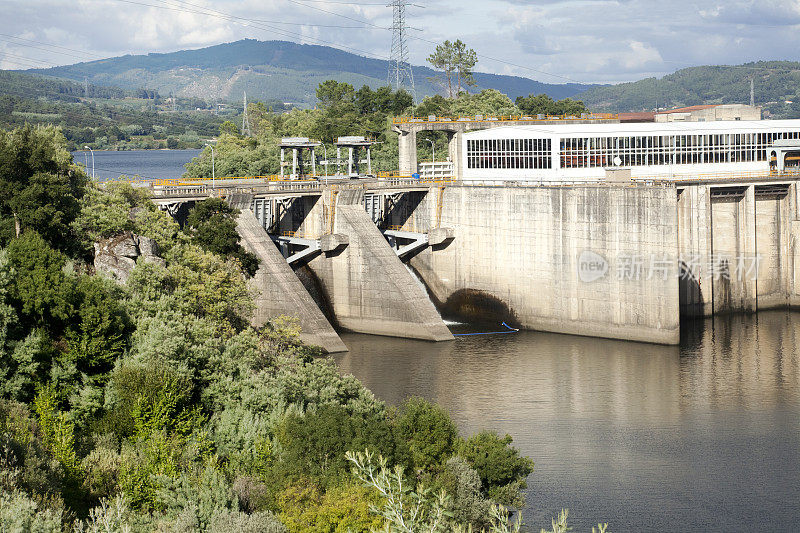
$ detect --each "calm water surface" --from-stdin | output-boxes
[334,312,800,532]
[71,149,201,180]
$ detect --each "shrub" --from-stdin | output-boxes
[277,480,381,533]
[0,489,62,533]
[393,397,458,474]
[274,404,402,488]
[458,431,534,508]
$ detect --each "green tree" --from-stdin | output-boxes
[185,198,259,277]
[428,40,478,98]
[452,40,478,95]
[515,93,588,117]
[0,125,88,254]
[219,120,240,137]
[316,80,355,108]
[6,231,75,331]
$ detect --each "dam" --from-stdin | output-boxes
[147,117,800,352]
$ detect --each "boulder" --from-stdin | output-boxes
[94,232,165,283]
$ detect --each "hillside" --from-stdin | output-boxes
[0,70,233,150]
[25,39,594,106]
[579,61,800,118]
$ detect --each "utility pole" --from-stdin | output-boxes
[241,91,252,137]
[750,77,755,107]
[387,0,416,98]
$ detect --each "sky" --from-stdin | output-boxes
[1,0,799,85]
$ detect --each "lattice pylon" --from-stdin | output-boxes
[241,91,252,137]
[387,0,415,98]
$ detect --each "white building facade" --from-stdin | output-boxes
[461,120,800,181]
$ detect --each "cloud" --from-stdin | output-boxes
[1,0,799,84]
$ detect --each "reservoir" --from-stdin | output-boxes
[334,312,800,532]
[71,149,201,180]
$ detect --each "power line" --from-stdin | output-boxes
[0,33,105,60]
[112,0,391,61]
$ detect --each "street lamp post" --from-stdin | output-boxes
[206,143,215,194]
[84,146,95,180]
[426,139,435,179]
[322,144,328,177]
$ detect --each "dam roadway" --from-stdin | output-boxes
[142,171,800,352]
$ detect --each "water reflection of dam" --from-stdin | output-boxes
[334,311,800,532]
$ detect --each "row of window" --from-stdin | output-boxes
[465,131,800,170]
[466,138,552,169]
[559,131,800,168]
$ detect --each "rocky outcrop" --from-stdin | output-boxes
[94,232,165,283]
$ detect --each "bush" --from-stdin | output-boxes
[277,481,381,533]
[458,431,534,508]
[393,397,458,474]
[0,490,62,533]
[274,404,403,489]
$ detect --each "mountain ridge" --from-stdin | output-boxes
[24,39,595,106]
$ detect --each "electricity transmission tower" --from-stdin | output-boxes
[387,0,415,97]
[241,91,252,137]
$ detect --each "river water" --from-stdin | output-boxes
[334,312,800,532]
[71,149,201,180]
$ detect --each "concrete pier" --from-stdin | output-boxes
[236,210,348,353]
[308,189,454,342]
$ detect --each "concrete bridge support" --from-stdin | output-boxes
[236,210,348,353]
[307,189,453,342]
[398,130,417,175]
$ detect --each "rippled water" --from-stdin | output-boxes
[333,312,800,531]
[71,149,201,181]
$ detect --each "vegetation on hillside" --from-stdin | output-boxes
[579,61,800,118]
[0,71,288,151]
[27,39,593,106]
[0,124,546,532]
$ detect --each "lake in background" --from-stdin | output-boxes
[71,149,201,181]
[334,313,800,532]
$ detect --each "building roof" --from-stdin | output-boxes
[462,119,800,139]
[656,105,718,114]
[619,111,655,122]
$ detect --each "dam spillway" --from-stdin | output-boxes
[153,172,800,351]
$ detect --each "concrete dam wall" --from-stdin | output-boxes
[678,183,800,317]
[231,178,800,350]
[391,184,681,345]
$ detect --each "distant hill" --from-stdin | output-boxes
[579,61,800,118]
[24,39,595,106]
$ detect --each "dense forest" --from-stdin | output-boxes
[0,124,615,532]
[579,61,800,118]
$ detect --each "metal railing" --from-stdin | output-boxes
[392,113,618,125]
[632,168,800,183]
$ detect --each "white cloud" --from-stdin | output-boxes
[0,0,799,84]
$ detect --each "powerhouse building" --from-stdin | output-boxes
[461,119,800,181]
